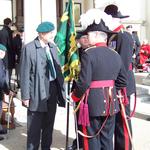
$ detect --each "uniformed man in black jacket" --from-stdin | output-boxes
[104,4,136,150]
[71,9,127,150]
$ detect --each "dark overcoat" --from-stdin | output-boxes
[0,26,15,69]
[20,37,65,112]
[73,46,127,117]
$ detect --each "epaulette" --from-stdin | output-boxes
[84,46,96,52]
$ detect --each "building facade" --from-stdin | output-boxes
[0,0,149,44]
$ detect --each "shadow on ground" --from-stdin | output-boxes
[52,129,74,149]
[0,123,73,150]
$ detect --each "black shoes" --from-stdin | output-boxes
[0,129,7,134]
[67,138,83,150]
[67,145,77,150]
[0,136,4,141]
[67,144,83,150]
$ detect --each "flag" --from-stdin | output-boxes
[54,0,79,81]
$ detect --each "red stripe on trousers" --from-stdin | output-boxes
[83,126,89,150]
[121,110,129,150]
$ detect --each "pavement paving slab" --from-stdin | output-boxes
[0,101,150,150]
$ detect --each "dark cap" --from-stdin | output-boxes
[104,4,129,19]
[76,30,86,39]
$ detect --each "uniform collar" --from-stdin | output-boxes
[38,37,48,48]
[113,24,124,32]
[95,42,107,47]
[34,37,53,49]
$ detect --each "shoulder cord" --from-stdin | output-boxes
[76,87,113,138]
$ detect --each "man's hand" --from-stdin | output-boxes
[22,99,30,108]
[70,92,80,102]
[9,90,16,97]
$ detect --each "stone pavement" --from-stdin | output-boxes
[0,99,150,150]
[0,72,150,150]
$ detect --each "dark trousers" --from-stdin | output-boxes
[86,115,115,150]
[27,81,57,150]
[114,96,132,150]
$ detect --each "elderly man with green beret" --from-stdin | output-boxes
[20,22,65,150]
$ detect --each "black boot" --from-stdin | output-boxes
[0,128,7,134]
[68,138,83,150]
[0,136,4,141]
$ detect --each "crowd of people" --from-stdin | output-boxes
[0,18,23,141]
[125,25,150,72]
[0,3,148,150]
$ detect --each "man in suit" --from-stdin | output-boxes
[20,21,65,150]
[71,9,127,150]
[104,4,136,150]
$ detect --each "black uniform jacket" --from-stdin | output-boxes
[116,31,136,96]
[73,45,127,117]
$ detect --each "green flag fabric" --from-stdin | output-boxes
[54,0,79,81]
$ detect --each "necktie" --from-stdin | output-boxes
[45,46,56,79]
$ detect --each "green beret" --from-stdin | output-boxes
[0,44,7,51]
[36,21,55,33]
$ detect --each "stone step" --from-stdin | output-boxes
[137,94,150,103]
[136,84,150,95]
[134,72,149,84]
[131,93,150,117]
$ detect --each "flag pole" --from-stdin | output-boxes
[73,102,80,150]
[54,0,79,148]
[72,1,79,149]
[40,0,42,22]
[65,81,72,150]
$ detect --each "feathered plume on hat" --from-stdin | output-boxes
[79,8,117,32]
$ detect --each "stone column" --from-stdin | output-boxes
[24,0,57,44]
[84,0,93,12]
